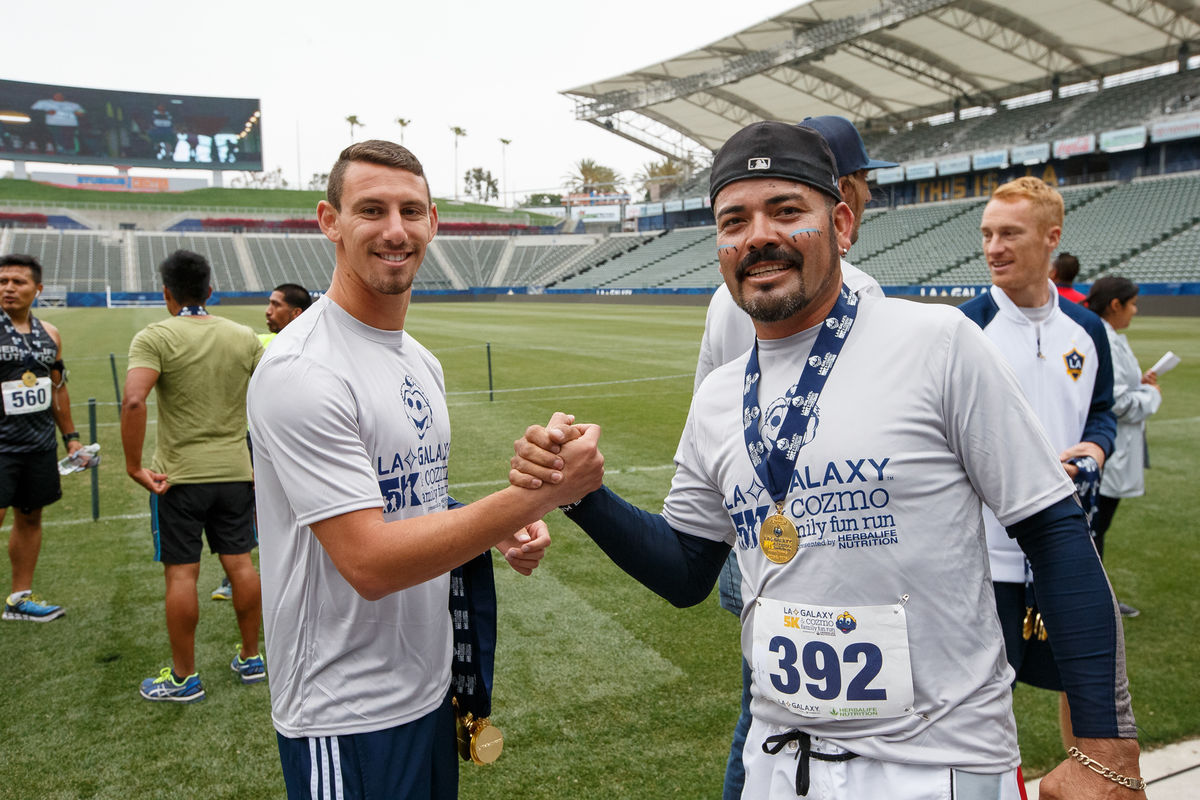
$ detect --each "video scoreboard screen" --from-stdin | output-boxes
[0,79,262,171]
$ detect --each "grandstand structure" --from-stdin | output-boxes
[2,168,1197,298]
[1,1,1198,300]
[563,0,1197,165]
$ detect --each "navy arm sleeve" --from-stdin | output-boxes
[1008,495,1136,739]
[563,486,732,608]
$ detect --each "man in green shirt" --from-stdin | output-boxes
[211,281,311,602]
[121,249,265,703]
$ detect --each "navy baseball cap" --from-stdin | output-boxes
[709,121,841,207]
[799,115,897,177]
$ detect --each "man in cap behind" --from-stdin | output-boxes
[513,121,1143,798]
[693,115,896,798]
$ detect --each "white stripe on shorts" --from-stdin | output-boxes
[329,737,344,800]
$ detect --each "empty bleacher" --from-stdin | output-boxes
[554,227,714,289]
[1058,174,1200,279]
[1117,221,1200,283]
[430,237,509,287]
[2,229,122,292]
[3,170,1199,296]
[135,234,242,293]
[243,235,335,291]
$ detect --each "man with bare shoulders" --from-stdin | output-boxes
[0,253,87,623]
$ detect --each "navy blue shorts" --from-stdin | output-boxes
[149,481,256,564]
[276,695,458,800]
[994,581,1063,691]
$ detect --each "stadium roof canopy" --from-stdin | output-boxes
[563,0,1200,163]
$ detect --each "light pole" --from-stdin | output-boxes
[395,118,410,146]
[450,126,467,200]
[499,138,511,208]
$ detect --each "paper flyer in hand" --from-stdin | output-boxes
[1149,351,1181,376]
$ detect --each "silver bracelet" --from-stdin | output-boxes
[1067,746,1146,791]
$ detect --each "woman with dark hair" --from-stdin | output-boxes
[1085,276,1162,617]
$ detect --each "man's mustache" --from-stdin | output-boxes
[736,245,804,280]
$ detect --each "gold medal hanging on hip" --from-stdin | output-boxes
[760,502,799,564]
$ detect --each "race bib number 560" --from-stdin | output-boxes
[2,377,51,416]
[752,597,915,720]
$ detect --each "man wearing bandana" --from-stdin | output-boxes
[0,254,86,623]
[513,122,1144,799]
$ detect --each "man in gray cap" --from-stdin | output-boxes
[513,121,1144,799]
[693,116,896,798]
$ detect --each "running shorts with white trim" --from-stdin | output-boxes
[0,449,61,513]
[276,695,458,800]
[741,716,1023,799]
[149,482,256,564]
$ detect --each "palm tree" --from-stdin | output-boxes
[633,157,688,201]
[450,126,467,199]
[499,138,511,207]
[346,115,363,142]
[564,158,623,195]
[395,118,411,145]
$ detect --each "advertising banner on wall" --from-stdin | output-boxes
[1150,115,1200,143]
[1053,134,1096,160]
[1011,143,1051,164]
[1099,126,1147,153]
[0,79,262,171]
[874,166,905,185]
[937,156,971,175]
[905,162,936,180]
[972,150,1008,170]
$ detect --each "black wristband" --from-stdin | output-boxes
[63,431,80,447]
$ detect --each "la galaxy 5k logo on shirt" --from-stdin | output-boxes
[728,385,900,555]
[376,375,450,513]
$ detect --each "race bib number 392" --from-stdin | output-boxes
[752,597,915,720]
[2,377,51,416]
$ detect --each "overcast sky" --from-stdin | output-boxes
[2,0,800,203]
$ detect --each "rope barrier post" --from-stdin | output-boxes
[486,343,494,402]
[88,398,99,521]
[109,353,121,417]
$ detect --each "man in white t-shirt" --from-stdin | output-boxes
[695,115,895,799]
[514,122,1143,799]
[30,92,84,155]
[247,140,602,800]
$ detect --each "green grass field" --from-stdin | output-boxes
[2,302,1196,800]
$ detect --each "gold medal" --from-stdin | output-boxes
[21,371,36,387]
[455,702,504,765]
[760,505,799,564]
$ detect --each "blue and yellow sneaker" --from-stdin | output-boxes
[139,667,205,703]
[231,650,266,684]
[211,578,232,601]
[3,590,65,622]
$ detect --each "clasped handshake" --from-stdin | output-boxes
[494,412,603,576]
[508,412,600,501]
[510,411,602,496]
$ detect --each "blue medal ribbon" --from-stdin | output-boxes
[742,285,859,505]
[176,305,208,316]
